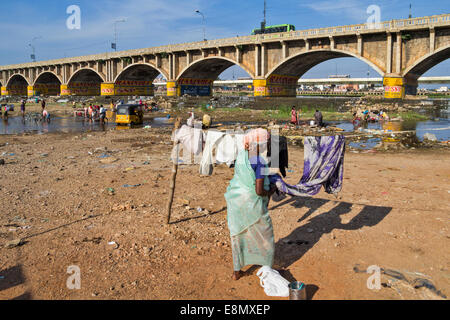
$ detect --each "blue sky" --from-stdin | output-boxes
[1,0,449,82]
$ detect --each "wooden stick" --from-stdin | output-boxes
[166,117,182,224]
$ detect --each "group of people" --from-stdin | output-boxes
[2,99,50,122]
[291,106,324,127]
[353,108,390,125]
[81,103,108,123]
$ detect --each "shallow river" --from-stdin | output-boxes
[1,105,449,150]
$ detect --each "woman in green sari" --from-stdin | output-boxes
[225,128,277,280]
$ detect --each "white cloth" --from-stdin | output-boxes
[199,130,225,176]
[172,125,204,164]
[216,134,237,166]
[199,132,247,175]
[187,113,195,127]
[235,133,245,153]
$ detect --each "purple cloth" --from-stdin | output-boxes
[269,135,346,196]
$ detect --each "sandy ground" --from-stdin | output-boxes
[0,125,449,300]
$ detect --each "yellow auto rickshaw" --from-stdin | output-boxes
[115,104,144,126]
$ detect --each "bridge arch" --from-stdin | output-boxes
[33,71,62,96]
[67,68,105,84]
[66,68,104,96]
[34,71,62,86]
[6,74,30,96]
[266,49,384,79]
[402,45,450,80]
[177,56,254,81]
[6,74,30,88]
[114,63,169,83]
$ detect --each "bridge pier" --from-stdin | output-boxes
[166,81,177,96]
[383,75,418,98]
[253,75,298,97]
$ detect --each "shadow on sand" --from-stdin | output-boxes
[271,196,392,269]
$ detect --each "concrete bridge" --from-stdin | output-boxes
[0,14,449,99]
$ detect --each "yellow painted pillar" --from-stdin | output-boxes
[253,79,268,97]
[27,86,35,97]
[167,81,178,97]
[1,87,9,96]
[60,85,71,96]
[101,83,115,96]
[383,77,405,99]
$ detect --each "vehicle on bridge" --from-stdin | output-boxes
[115,104,144,126]
[251,24,295,35]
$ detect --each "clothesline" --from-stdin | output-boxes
[172,125,346,197]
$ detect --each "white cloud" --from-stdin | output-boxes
[301,0,368,23]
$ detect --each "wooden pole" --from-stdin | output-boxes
[166,117,182,224]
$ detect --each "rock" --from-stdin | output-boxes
[94,147,107,153]
[100,158,118,164]
[5,239,23,249]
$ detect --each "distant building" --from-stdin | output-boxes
[436,86,449,92]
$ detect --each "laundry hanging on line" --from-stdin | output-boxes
[270,135,346,196]
[199,130,245,175]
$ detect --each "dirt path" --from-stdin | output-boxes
[0,127,448,300]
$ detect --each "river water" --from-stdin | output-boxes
[0,116,172,135]
[1,100,449,147]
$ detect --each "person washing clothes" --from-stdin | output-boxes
[225,128,277,281]
[202,113,211,129]
[42,109,50,122]
[314,109,323,127]
[99,105,107,124]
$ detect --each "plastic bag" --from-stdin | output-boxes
[256,266,290,297]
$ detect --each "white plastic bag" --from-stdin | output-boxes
[256,266,290,297]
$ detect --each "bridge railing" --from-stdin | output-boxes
[143,13,450,51]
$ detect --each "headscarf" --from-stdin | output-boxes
[244,128,269,150]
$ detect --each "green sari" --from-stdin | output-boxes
[225,150,275,271]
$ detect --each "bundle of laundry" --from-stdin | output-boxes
[269,135,345,196]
